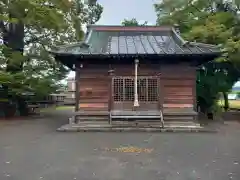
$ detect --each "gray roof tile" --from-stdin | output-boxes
[51,25,221,56]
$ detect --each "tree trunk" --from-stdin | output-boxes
[1,86,11,118]
[223,92,229,111]
[2,13,27,117]
[16,96,28,116]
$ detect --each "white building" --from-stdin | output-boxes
[64,77,75,105]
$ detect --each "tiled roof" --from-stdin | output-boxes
[51,25,221,56]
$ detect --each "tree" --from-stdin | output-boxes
[0,0,103,117]
[121,18,148,26]
[154,0,240,113]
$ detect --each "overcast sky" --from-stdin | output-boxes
[97,0,158,25]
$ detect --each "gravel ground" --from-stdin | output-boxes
[0,110,239,180]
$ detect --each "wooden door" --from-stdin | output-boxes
[112,76,160,110]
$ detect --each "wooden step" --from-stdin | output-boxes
[164,122,201,128]
[163,111,197,116]
[112,120,163,127]
[80,108,108,112]
[163,115,195,121]
[79,99,108,103]
[75,110,109,116]
[79,102,108,111]
[163,109,198,122]
[77,121,109,125]
[74,110,109,123]
[76,116,108,122]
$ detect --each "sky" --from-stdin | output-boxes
[234,81,240,87]
[68,0,158,78]
[97,0,158,25]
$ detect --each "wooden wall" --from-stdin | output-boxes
[77,63,196,111]
[160,64,196,110]
[77,65,109,111]
[112,64,160,76]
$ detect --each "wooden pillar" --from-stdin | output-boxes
[74,63,83,112]
[108,69,114,113]
[193,67,198,121]
[158,75,162,110]
[193,68,197,112]
[158,67,164,110]
[75,68,79,112]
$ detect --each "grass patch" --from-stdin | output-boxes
[218,100,240,109]
[40,105,74,112]
[229,100,240,109]
[55,106,74,110]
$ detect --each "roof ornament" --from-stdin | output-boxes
[173,24,180,34]
[80,43,90,48]
[183,41,190,46]
[84,0,97,6]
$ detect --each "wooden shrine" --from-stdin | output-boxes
[50,25,221,127]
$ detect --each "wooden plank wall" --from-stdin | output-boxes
[112,64,159,76]
[78,65,109,110]
[77,63,196,111]
[77,64,160,111]
[160,64,196,110]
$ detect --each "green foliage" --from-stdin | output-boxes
[121,18,148,26]
[197,62,239,112]
[0,0,103,99]
[155,0,240,112]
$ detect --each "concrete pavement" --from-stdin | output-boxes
[0,110,239,180]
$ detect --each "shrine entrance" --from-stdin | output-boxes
[112,76,160,111]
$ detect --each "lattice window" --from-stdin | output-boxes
[113,77,158,102]
[147,78,158,101]
[138,78,147,101]
[113,78,124,101]
[124,78,134,101]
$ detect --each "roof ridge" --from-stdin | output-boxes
[189,42,220,48]
[170,27,219,48]
[49,42,89,54]
[86,25,173,32]
[57,42,89,49]
[171,27,187,46]
[87,25,173,28]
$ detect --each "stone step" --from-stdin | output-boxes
[73,120,200,128]
[60,121,204,132]
[58,125,213,133]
